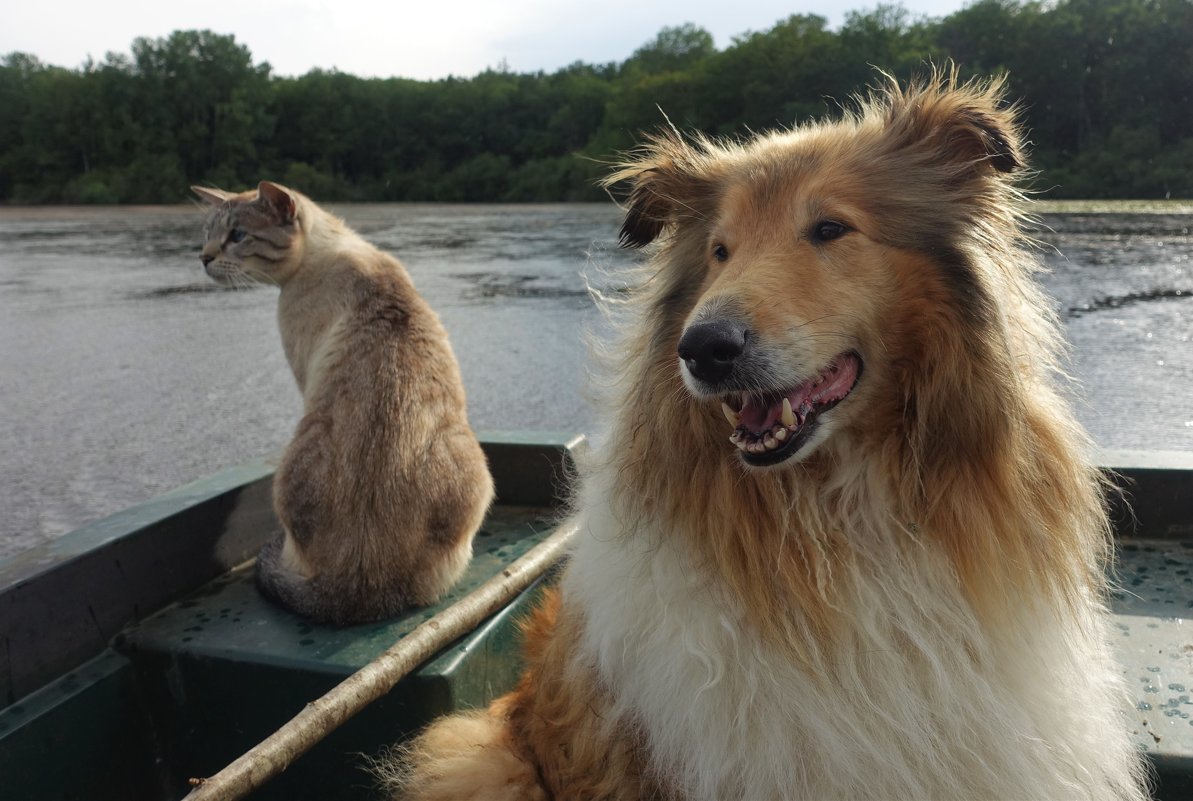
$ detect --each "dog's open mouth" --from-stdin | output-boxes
[722,351,863,466]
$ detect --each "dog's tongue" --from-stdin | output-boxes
[736,356,859,436]
[739,394,790,433]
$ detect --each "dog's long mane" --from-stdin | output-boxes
[593,73,1108,649]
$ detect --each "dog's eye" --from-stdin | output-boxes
[227,228,247,244]
[712,243,730,262]
[811,221,849,243]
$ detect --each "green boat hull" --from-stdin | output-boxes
[3,439,1193,800]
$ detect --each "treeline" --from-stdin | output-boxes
[2,0,1191,204]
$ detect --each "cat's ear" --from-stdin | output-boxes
[191,185,233,206]
[257,181,297,223]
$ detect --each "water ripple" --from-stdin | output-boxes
[1067,288,1193,318]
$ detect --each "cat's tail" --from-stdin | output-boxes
[373,704,547,801]
[254,533,343,623]
[255,532,473,625]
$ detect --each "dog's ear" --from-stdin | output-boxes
[882,72,1024,177]
[617,164,673,248]
[606,131,718,249]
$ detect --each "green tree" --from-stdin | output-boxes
[706,15,844,132]
[129,30,273,198]
[625,24,715,75]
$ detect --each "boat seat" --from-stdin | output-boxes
[1112,536,1193,795]
[113,503,563,799]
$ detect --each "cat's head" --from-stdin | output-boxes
[193,181,305,286]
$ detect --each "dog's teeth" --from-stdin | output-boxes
[749,441,766,454]
[774,427,788,442]
[764,435,778,450]
[722,402,740,427]
[729,430,741,443]
[781,398,796,428]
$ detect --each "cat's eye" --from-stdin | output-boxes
[811,221,849,243]
[227,228,247,244]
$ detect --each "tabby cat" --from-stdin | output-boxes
[194,180,493,624]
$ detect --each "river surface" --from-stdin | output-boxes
[0,202,1190,559]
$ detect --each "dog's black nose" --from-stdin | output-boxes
[678,320,747,384]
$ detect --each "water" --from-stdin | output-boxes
[1037,208,1193,454]
[0,202,1190,560]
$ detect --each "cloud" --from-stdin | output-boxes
[1,0,970,79]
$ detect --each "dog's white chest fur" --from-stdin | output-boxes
[565,480,1142,801]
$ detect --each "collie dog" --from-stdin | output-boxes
[385,75,1148,800]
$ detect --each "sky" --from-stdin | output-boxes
[2,0,973,81]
